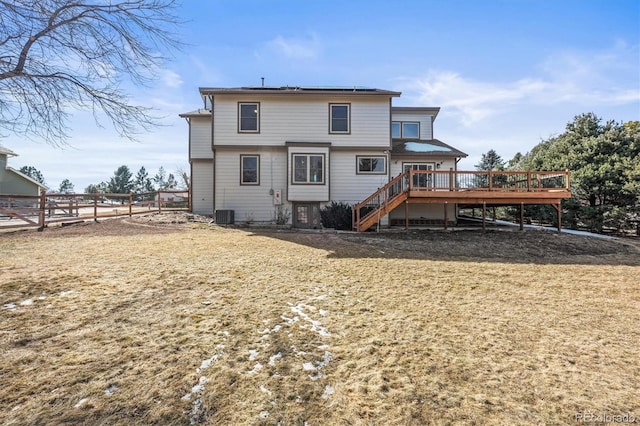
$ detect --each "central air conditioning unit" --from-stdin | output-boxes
[215,209,235,224]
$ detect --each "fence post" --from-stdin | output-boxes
[129,193,133,217]
[488,170,493,191]
[93,194,98,221]
[38,192,46,229]
[157,191,162,213]
[527,171,532,192]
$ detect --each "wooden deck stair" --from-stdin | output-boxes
[352,171,410,232]
[352,169,572,232]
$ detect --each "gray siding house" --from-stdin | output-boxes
[0,146,46,195]
[180,86,466,228]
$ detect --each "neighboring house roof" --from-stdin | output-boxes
[391,139,468,158]
[178,108,212,118]
[392,106,440,121]
[0,145,18,157]
[199,86,401,97]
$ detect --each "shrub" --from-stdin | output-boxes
[320,201,353,230]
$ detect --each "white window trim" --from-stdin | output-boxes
[392,121,420,138]
[240,154,260,185]
[329,103,350,134]
[238,102,260,133]
[356,156,387,175]
[292,154,325,185]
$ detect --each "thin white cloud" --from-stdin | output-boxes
[161,70,184,88]
[263,34,322,60]
[397,43,639,127]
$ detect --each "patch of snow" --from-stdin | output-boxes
[105,384,117,396]
[20,299,33,306]
[309,372,325,381]
[197,349,224,373]
[281,315,299,325]
[318,344,329,350]
[222,331,230,337]
[247,362,263,375]
[181,393,191,401]
[259,385,272,396]
[290,304,330,337]
[322,385,335,399]
[319,309,327,316]
[271,325,282,333]
[191,376,208,394]
[259,328,271,334]
[310,294,327,301]
[302,362,316,371]
[302,351,332,380]
[202,301,211,306]
[60,290,75,297]
[74,398,88,408]
[11,405,20,412]
[38,296,46,301]
[248,349,259,361]
[259,411,270,419]
[268,352,282,366]
[4,303,16,310]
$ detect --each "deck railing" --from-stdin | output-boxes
[353,169,571,231]
[407,169,570,192]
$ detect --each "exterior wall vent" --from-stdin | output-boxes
[215,209,235,224]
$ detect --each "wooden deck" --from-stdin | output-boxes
[353,170,572,232]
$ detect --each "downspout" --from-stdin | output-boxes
[455,157,461,223]
[186,116,193,212]
[210,94,216,215]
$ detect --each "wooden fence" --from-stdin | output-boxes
[0,190,189,230]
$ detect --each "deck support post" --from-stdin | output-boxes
[482,202,486,233]
[404,201,409,231]
[555,202,562,234]
[519,203,524,231]
[443,202,448,230]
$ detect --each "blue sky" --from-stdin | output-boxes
[4,0,639,191]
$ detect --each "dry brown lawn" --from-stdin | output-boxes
[1,214,639,425]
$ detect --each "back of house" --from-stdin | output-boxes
[180,85,467,228]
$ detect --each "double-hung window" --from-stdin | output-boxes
[240,155,259,185]
[238,102,260,132]
[357,156,386,174]
[392,121,420,138]
[329,104,350,133]
[293,154,324,184]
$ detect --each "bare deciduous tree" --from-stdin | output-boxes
[0,0,181,146]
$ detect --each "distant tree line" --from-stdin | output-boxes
[19,165,189,196]
[476,113,639,234]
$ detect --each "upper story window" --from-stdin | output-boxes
[357,156,386,174]
[238,102,260,133]
[329,104,350,134]
[240,155,260,185]
[293,154,325,184]
[392,121,420,138]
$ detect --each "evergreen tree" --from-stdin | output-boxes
[134,166,154,194]
[519,113,639,232]
[18,166,46,185]
[58,179,74,193]
[107,165,134,194]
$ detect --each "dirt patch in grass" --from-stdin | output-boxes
[1,216,638,425]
